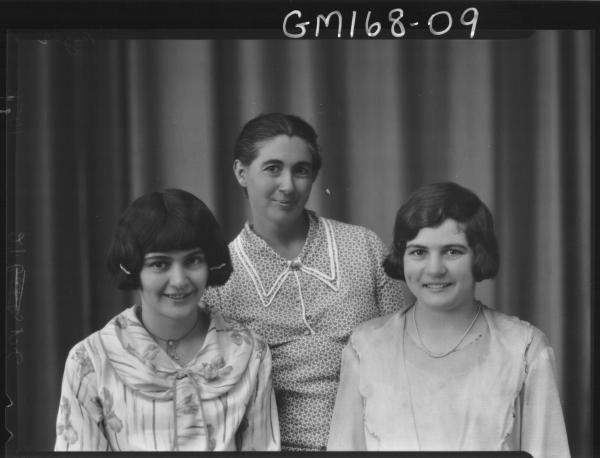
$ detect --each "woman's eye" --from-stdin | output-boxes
[147,261,168,271]
[407,249,425,257]
[295,166,312,177]
[186,255,206,267]
[445,248,464,257]
[264,165,280,174]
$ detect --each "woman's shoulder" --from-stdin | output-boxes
[316,212,375,234]
[69,308,130,355]
[313,212,383,246]
[350,310,404,348]
[210,309,269,351]
[62,329,104,378]
[483,304,551,350]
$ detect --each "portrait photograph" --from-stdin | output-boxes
[3,2,596,456]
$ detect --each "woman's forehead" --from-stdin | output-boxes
[254,135,312,163]
[408,219,468,246]
[144,247,203,259]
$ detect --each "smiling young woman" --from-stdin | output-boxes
[204,113,412,451]
[328,182,570,457]
[54,189,280,451]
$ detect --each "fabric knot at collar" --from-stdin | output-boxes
[98,306,254,401]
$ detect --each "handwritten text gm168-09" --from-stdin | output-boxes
[283,8,479,39]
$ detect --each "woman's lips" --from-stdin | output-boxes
[163,291,195,301]
[422,282,452,290]
[275,199,297,208]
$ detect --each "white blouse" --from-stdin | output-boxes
[328,304,570,458]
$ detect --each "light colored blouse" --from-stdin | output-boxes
[55,306,280,451]
[327,304,570,458]
[204,210,411,451]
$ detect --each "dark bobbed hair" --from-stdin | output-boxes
[383,182,499,282]
[106,189,232,290]
[233,112,322,177]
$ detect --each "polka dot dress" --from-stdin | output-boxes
[204,211,411,450]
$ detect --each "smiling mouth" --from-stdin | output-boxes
[163,291,195,301]
[423,283,453,290]
[274,200,298,208]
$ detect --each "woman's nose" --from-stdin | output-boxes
[425,254,446,275]
[169,264,189,287]
[278,170,294,192]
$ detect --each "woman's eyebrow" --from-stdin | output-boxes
[443,243,469,248]
[260,159,283,166]
[185,249,205,257]
[405,243,468,248]
[144,253,170,260]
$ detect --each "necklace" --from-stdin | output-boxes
[140,312,201,361]
[412,303,481,358]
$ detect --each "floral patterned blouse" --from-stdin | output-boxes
[328,304,570,458]
[204,210,411,451]
[54,306,280,451]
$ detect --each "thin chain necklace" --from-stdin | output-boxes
[140,312,200,361]
[412,302,481,358]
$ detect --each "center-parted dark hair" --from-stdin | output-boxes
[107,189,232,290]
[233,112,322,177]
[383,182,499,282]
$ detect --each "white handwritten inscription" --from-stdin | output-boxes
[283,8,479,39]
[7,265,25,321]
[7,232,26,364]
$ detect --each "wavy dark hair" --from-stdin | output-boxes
[106,189,232,290]
[233,112,322,177]
[383,182,499,282]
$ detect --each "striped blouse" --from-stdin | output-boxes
[54,306,280,451]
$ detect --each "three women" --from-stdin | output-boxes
[56,112,568,455]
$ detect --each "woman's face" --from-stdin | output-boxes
[138,247,208,322]
[403,218,476,313]
[233,135,315,229]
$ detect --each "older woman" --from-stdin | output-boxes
[327,182,569,457]
[204,113,411,451]
[55,189,279,451]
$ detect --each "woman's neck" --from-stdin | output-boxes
[414,299,479,327]
[408,299,482,353]
[250,211,309,260]
[139,307,201,341]
[138,306,209,366]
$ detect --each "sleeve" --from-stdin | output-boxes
[327,340,366,451]
[54,342,109,451]
[367,229,414,315]
[202,284,223,312]
[237,339,280,451]
[520,331,571,458]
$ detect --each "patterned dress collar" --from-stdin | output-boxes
[98,306,256,401]
[232,210,340,308]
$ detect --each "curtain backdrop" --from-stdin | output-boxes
[6,32,591,455]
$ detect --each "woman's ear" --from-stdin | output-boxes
[233,159,247,187]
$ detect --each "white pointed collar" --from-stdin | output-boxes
[232,211,340,307]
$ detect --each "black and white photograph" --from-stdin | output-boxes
[3,2,596,457]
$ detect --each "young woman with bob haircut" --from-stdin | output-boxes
[204,113,411,451]
[55,188,280,451]
[328,182,569,457]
